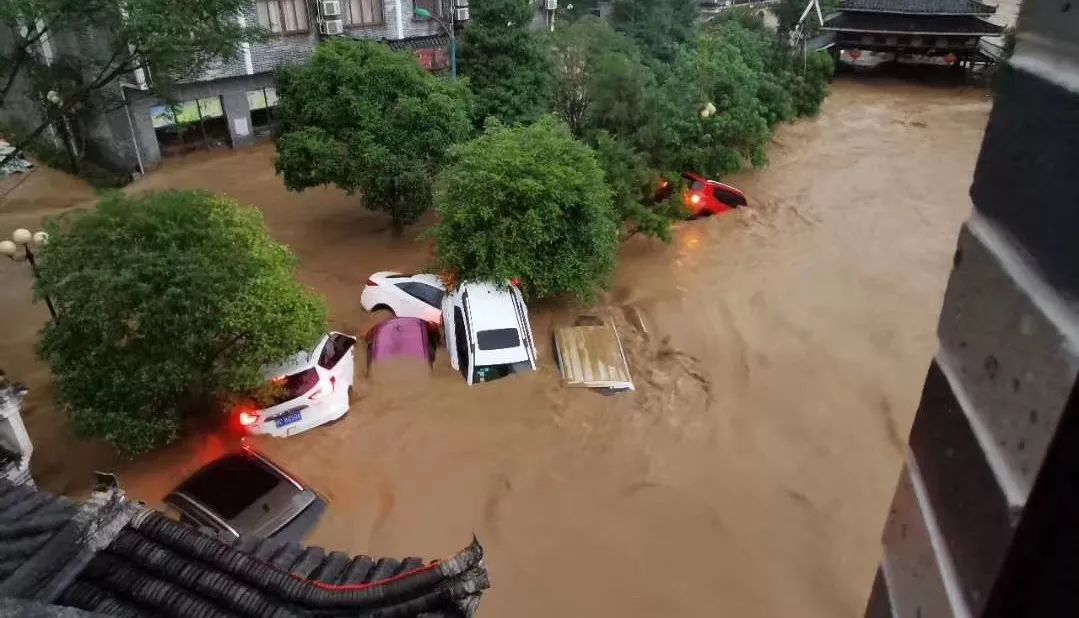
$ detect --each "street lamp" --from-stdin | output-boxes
[1,228,58,320]
[415,7,457,81]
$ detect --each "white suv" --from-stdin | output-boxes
[238,332,357,437]
[442,282,538,385]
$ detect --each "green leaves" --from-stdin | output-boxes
[274,40,473,232]
[35,191,326,457]
[432,117,618,302]
[459,0,552,126]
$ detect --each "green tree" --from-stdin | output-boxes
[608,0,697,63]
[275,40,473,233]
[459,0,551,125]
[35,191,326,457]
[548,17,677,240]
[432,117,618,301]
[0,0,261,171]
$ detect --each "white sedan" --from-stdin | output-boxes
[237,332,357,438]
[360,272,446,325]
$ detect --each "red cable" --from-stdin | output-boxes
[289,560,442,592]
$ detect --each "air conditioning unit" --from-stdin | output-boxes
[320,0,341,17]
[320,19,344,35]
[544,0,558,10]
[454,7,470,21]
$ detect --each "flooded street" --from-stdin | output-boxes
[0,77,991,616]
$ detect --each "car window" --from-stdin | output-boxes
[265,368,319,406]
[476,328,521,351]
[175,454,281,520]
[318,334,355,369]
[396,281,444,308]
[690,180,706,192]
[712,186,742,204]
[473,361,533,384]
[453,308,469,379]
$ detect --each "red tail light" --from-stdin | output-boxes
[238,411,259,426]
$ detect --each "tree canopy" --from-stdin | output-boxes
[608,0,697,63]
[432,117,618,301]
[459,0,552,125]
[275,40,473,232]
[36,191,326,457]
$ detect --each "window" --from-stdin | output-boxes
[414,0,442,18]
[472,361,533,384]
[345,0,384,25]
[247,87,278,137]
[176,454,282,520]
[318,334,355,369]
[453,308,469,379]
[396,281,444,308]
[256,0,310,34]
[264,368,319,406]
[150,96,231,158]
[476,328,521,351]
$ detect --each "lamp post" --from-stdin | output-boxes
[415,7,457,81]
[0,228,58,321]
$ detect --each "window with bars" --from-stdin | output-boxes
[256,0,310,34]
[345,0,384,25]
[414,0,443,18]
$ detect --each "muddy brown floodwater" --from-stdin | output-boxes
[0,76,992,617]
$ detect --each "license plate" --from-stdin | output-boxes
[274,408,303,428]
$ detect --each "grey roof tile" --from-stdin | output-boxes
[840,0,995,13]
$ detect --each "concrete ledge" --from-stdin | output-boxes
[880,465,956,618]
[937,224,1079,504]
[908,361,1017,614]
[970,65,1079,300]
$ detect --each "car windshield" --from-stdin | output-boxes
[690,180,706,192]
[476,328,521,350]
[175,454,281,520]
[264,368,318,407]
[472,360,533,384]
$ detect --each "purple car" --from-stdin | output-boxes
[366,317,435,369]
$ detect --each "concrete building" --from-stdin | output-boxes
[1,0,473,175]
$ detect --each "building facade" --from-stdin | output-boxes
[0,0,482,175]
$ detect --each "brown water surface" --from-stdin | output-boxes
[0,76,992,617]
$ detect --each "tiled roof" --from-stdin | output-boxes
[0,478,489,617]
[839,0,996,14]
[381,34,451,51]
[822,11,1003,34]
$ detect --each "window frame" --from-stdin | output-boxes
[395,281,444,309]
[413,0,443,19]
[256,0,311,35]
[345,0,385,26]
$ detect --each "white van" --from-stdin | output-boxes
[442,282,538,385]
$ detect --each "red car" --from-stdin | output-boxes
[657,173,748,217]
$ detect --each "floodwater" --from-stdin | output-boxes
[0,76,992,616]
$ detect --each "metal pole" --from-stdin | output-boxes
[120,84,146,177]
[22,246,58,321]
[450,29,457,80]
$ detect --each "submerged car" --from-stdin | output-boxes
[553,315,635,394]
[442,281,538,385]
[238,332,356,438]
[165,446,326,542]
[656,172,748,217]
[366,317,435,370]
[360,272,446,325]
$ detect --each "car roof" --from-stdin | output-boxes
[369,317,431,362]
[459,282,531,365]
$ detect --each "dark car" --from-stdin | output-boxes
[164,446,326,542]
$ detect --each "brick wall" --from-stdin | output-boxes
[864,1,1079,616]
